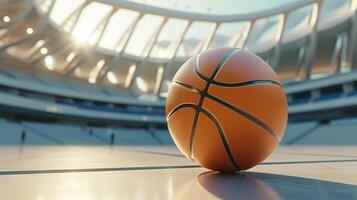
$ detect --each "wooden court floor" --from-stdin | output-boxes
[0,146,356,199]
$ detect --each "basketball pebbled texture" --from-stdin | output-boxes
[166,47,288,172]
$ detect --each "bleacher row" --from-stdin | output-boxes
[0,67,166,124]
[282,118,357,145]
[286,71,357,120]
[286,71,357,105]
[0,116,357,146]
[0,67,166,107]
[0,118,174,146]
[0,68,134,99]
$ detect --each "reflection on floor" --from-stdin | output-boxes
[199,171,357,200]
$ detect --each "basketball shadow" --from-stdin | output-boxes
[198,171,357,200]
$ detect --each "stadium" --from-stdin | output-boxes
[0,0,356,199]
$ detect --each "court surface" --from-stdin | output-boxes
[0,146,356,199]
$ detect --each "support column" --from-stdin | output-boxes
[270,13,288,69]
[96,13,143,83]
[301,2,323,80]
[128,18,168,89]
[349,7,357,69]
[156,21,192,97]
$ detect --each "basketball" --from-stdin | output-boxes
[166,47,288,172]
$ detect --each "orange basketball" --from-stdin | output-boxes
[166,47,288,172]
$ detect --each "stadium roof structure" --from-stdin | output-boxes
[0,0,356,98]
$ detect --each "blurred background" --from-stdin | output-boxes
[0,0,356,146]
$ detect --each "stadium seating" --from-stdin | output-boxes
[0,0,356,146]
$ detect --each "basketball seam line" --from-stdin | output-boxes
[212,79,282,88]
[206,93,281,141]
[166,103,241,171]
[171,80,281,141]
[193,54,210,82]
[173,79,281,92]
[188,48,241,171]
[192,52,282,88]
[167,103,196,120]
[199,107,241,171]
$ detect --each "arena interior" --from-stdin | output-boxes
[0,0,357,199]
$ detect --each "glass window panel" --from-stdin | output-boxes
[132,63,162,94]
[176,21,214,57]
[276,47,303,82]
[71,2,112,44]
[319,0,349,19]
[149,18,189,59]
[339,33,351,73]
[282,5,314,43]
[50,0,85,25]
[318,0,350,30]
[310,35,339,79]
[72,63,90,80]
[37,46,81,73]
[209,22,247,49]
[246,15,282,53]
[36,0,54,13]
[68,52,110,80]
[102,60,137,87]
[88,59,111,83]
[125,14,164,56]
[98,9,139,51]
